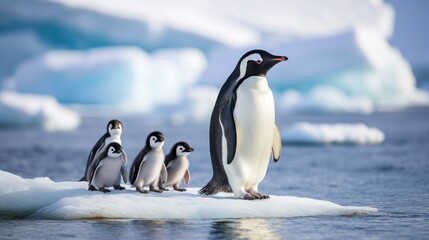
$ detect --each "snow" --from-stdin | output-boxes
[0,91,80,131]
[282,122,385,145]
[0,170,377,220]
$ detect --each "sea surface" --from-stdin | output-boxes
[0,108,428,239]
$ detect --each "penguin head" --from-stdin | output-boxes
[236,49,287,81]
[147,131,165,149]
[106,142,123,158]
[172,141,194,157]
[107,119,122,136]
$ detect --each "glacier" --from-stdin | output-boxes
[0,0,428,128]
[0,170,377,220]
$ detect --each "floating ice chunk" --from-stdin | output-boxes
[282,122,385,145]
[0,170,377,220]
[6,47,207,113]
[279,86,374,114]
[0,91,80,131]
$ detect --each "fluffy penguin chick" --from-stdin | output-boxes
[80,119,123,181]
[163,142,194,191]
[129,131,167,194]
[88,142,128,193]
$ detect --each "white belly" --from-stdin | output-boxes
[223,76,275,189]
[166,158,189,185]
[91,157,122,188]
[135,150,164,187]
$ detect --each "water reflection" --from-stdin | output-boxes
[210,218,281,240]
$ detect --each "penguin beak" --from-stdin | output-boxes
[184,147,194,153]
[114,148,123,154]
[155,137,164,143]
[271,55,288,62]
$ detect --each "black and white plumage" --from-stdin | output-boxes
[87,142,128,193]
[129,131,167,194]
[80,119,123,182]
[199,49,286,200]
[162,141,194,192]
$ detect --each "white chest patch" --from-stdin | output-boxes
[223,75,275,188]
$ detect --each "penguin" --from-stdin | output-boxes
[198,49,287,200]
[80,119,123,181]
[161,141,194,192]
[87,142,128,193]
[129,131,168,194]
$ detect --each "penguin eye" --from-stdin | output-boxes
[179,147,184,151]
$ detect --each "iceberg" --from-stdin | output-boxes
[5,47,207,113]
[204,28,429,114]
[0,170,377,220]
[0,91,80,131]
[281,122,385,145]
[0,0,426,116]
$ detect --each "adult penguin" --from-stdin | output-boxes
[199,49,287,200]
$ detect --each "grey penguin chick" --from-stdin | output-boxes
[80,119,123,181]
[199,49,287,200]
[161,142,194,192]
[129,131,167,194]
[87,142,128,193]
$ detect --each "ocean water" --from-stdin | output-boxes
[0,108,428,239]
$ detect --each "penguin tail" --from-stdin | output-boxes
[198,178,232,196]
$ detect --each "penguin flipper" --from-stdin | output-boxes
[160,164,168,184]
[272,123,282,162]
[87,157,103,184]
[121,164,128,183]
[220,96,237,165]
[184,169,190,185]
[129,147,149,185]
[121,151,127,165]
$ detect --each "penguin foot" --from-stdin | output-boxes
[88,185,97,191]
[113,185,125,190]
[150,186,163,193]
[243,193,255,200]
[160,187,169,191]
[173,186,186,192]
[250,192,270,199]
[136,188,149,194]
[99,187,111,193]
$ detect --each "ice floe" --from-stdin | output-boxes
[0,170,377,220]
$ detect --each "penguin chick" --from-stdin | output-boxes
[161,142,194,192]
[87,142,128,193]
[129,131,167,194]
[80,119,123,181]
